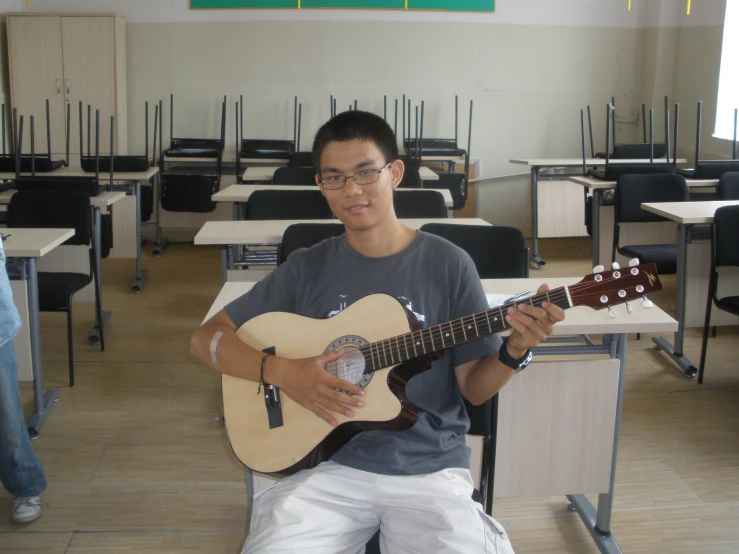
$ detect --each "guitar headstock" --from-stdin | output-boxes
[568,260,662,317]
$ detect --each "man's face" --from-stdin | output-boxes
[315,139,404,232]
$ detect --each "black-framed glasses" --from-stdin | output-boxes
[0,233,10,242]
[320,163,392,190]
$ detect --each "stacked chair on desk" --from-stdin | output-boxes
[0,101,67,176]
[593,98,670,160]
[679,101,739,180]
[7,189,103,387]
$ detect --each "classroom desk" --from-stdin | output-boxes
[242,166,440,183]
[568,175,719,267]
[640,200,739,377]
[0,166,159,293]
[509,158,686,270]
[213,185,454,218]
[202,276,676,554]
[4,228,75,436]
[195,218,490,283]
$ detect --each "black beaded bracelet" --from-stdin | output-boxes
[257,354,272,394]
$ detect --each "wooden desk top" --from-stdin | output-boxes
[242,166,439,182]
[510,158,686,168]
[0,165,159,181]
[1,228,75,258]
[204,277,677,335]
[194,218,490,246]
[213,184,453,208]
[0,190,125,209]
[641,200,739,224]
[569,175,719,190]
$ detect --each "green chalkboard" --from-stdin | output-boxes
[191,0,493,11]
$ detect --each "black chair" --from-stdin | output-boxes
[278,223,345,265]
[244,190,333,220]
[588,162,674,181]
[434,173,467,211]
[398,166,422,189]
[718,172,739,199]
[288,152,314,167]
[597,142,668,160]
[698,205,739,384]
[365,393,499,554]
[7,189,103,387]
[420,224,529,279]
[160,172,221,213]
[679,160,739,180]
[241,139,294,160]
[272,167,316,186]
[399,155,421,171]
[613,173,689,275]
[393,190,446,218]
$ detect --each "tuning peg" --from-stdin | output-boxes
[611,262,621,270]
[593,265,605,274]
[641,296,653,309]
[607,306,617,319]
[629,258,640,267]
[625,301,633,314]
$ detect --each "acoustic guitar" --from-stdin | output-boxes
[223,262,662,476]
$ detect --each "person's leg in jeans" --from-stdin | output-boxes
[0,339,46,523]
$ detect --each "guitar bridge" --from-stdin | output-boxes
[262,347,283,429]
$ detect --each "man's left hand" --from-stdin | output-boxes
[504,283,566,359]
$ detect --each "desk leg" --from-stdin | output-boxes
[220,246,230,285]
[131,180,148,294]
[592,189,602,268]
[153,172,168,257]
[25,257,59,438]
[653,223,697,377]
[89,207,112,346]
[566,332,626,554]
[530,167,546,269]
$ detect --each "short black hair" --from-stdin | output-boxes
[312,110,399,174]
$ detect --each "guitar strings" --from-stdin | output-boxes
[324,275,651,375]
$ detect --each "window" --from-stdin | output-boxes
[715,0,739,140]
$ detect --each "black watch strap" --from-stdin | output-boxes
[499,339,533,372]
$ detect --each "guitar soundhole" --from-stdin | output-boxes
[324,335,372,393]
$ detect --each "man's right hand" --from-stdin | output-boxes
[267,349,365,427]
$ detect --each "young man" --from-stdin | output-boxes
[191,111,564,553]
[0,238,46,524]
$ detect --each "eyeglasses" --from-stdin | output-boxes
[0,233,10,242]
[320,163,392,190]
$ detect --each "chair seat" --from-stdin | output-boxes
[619,244,677,274]
[38,272,92,312]
[716,295,739,316]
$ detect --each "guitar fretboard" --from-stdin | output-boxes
[360,286,572,373]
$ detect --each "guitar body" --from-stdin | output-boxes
[223,293,431,476]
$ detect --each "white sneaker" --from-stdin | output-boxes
[12,496,41,524]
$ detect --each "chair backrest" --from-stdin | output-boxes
[420,224,528,279]
[160,173,219,213]
[17,177,99,197]
[7,189,91,246]
[393,190,446,218]
[398,166,422,189]
[279,223,345,265]
[611,143,668,159]
[693,160,739,179]
[241,139,295,160]
[434,173,467,211]
[713,205,739,268]
[718,172,739,200]
[245,190,334,221]
[603,163,674,181]
[288,152,314,168]
[399,155,421,171]
[272,166,317,186]
[615,173,689,223]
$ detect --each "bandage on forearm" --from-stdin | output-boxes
[210,332,224,364]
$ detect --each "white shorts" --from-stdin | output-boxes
[242,461,515,554]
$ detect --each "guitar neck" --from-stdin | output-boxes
[362,286,572,373]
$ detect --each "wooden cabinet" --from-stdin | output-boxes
[6,13,127,158]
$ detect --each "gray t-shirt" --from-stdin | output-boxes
[224,231,501,476]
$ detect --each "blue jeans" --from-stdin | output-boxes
[0,340,46,497]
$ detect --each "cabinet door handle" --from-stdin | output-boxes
[65,79,70,95]
[57,79,61,93]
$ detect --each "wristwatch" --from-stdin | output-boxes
[498,339,533,373]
